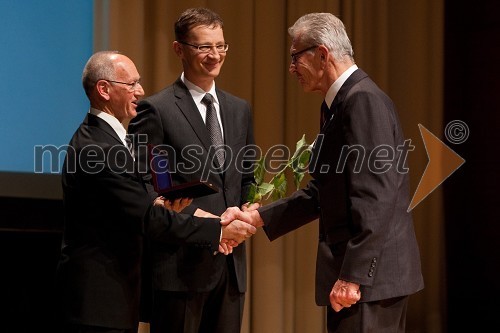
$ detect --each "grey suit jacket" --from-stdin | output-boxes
[128,78,256,293]
[259,69,424,305]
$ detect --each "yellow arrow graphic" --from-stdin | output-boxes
[408,124,466,212]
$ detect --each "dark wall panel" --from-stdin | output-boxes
[0,198,63,332]
[444,0,500,331]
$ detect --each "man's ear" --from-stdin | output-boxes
[318,45,329,61]
[173,41,183,57]
[96,80,111,101]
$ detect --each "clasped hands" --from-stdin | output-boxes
[155,197,263,255]
[217,202,264,255]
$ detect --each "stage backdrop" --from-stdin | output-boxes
[0,0,93,199]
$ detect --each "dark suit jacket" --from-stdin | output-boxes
[259,69,424,305]
[128,78,255,293]
[56,113,222,329]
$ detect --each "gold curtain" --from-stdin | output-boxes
[95,0,445,332]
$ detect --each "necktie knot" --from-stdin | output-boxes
[202,93,215,106]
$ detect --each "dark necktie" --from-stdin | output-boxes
[201,93,225,168]
[124,135,134,159]
[320,100,332,129]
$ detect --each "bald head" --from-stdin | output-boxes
[81,51,144,123]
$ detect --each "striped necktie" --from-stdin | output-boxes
[201,93,225,168]
[124,135,134,159]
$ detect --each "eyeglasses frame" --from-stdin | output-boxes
[178,41,229,53]
[102,79,142,91]
[290,45,317,64]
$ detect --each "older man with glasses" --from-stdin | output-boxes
[224,12,424,333]
[56,50,255,333]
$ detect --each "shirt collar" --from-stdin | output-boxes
[181,72,219,106]
[324,64,358,108]
[89,107,127,143]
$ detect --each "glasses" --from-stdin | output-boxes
[290,45,317,64]
[178,41,229,53]
[103,79,142,92]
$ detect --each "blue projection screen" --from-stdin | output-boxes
[0,1,93,198]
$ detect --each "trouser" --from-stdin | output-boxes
[150,262,245,333]
[327,295,409,333]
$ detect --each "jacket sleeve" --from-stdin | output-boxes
[258,179,321,241]
[146,206,221,253]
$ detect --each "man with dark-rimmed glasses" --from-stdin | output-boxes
[224,12,424,333]
[128,7,257,333]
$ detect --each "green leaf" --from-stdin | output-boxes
[249,134,310,202]
[293,170,305,189]
[254,156,266,185]
[293,146,311,172]
[291,134,308,160]
[257,182,274,196]
[272,172,286,192]
[272,172,287,200]
[290,135,311,189]
[246,183,259,203]
[301,150,312,165]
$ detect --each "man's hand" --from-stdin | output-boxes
[154,196,193,213]
[218,241,234,255]
[193,209,237,255]
[220,206,264,228]
[329,279,361,312]
[221,219,257,244]
[194,208,218,218]
[242,202,261,212]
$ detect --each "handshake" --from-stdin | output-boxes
[154,197,264,255]
[217,203,265,255]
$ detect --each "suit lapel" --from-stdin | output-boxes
[86,113,123,146]
[173,79,226,178]
[322,69,369,132]
[216,88,232,148]
[313,69,369,173]
[86,113,139,175]
[173,79,212,152]
[216,89,232,178]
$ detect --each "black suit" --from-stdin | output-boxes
[128,78,255,332]
[258,69,424,330]
[56,113,222,332]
